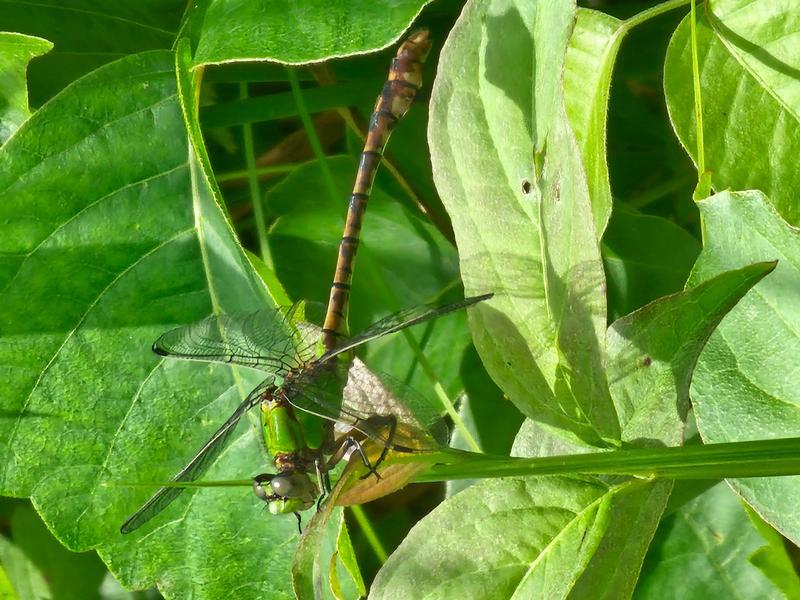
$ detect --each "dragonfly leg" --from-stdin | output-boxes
[363,415,397,479]
[327,435,381,481]
[315,457,331,511]
[294,511,303,535]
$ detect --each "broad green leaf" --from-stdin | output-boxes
[563,9,620,234]
[293,467,361,600]
[335,516,366,599]
[607,261,775,445]
[9,503,106,598]
[0,47,298,598]
[688,190,800,545]
[664,0,800,225]
[516,251,770,597]
[429,0,619,447]
[602,205,700,321]
[0,32,52,143]
[0,535,49,600]
[0,1,184,105]
[568,480,671,600]
[636,483,786,599]
[0,561,17,600]
[745,505,800,599]
[194,0,432,66]
[370,476,663,599]
[459,345,524,456]
[539,103,617,443]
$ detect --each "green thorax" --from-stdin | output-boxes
[261,359,351,459]
[261,399,324,456]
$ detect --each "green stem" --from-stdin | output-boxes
[349,505,388,564]
[286,68,340,206]
[216,163,300,183]
[625,174,695,209]
[623,0,691,30]
[406,437,800,482]
[689,0,706,177]
[239,82,270,263]
[398,333,482,453]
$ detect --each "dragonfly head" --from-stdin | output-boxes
[252,472,317,515]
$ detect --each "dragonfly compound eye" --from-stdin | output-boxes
[266,473,317,515]
[270,472,315,499]
[252,473,276,502]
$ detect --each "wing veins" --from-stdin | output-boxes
[120,382,270,533]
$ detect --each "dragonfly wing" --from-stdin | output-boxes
[285,359,446,452]
[120,380,270,533]
[341,360,448,450]
[318,294,492,362]
[153,305,311,375]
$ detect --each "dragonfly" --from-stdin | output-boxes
[120,28,456,534]
[119,293,491,533]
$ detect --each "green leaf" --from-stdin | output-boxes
[664,0,800,225]
[0,32,52,143]
[0,535,49,600]
[568,480,671,600]
[293,467,363,600]
[369,476,666,599]
[744,505,800,600]
[0,1,184,105]
[607,261,775,445]
[459,345,524,457]
[9,503,107,598]
[563,9,621,234]
[0,560,18,600]
[335,516,366,599]
[429,0,621,447]
[688,190,800,545]
[602,204,701,321]
[194,0,433,66]
[637,483,787,599]
[0,46,298,598]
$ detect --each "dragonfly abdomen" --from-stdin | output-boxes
[322,29,432,349]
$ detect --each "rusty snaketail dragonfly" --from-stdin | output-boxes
[120,29,490,534]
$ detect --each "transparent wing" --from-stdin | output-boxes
[120,380,271,533]
[318,294,492,363]
[285,359,447,453]
[153,304,314,375]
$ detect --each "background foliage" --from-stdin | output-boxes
[1,0,799,598]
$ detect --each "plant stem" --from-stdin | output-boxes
[239,82,270,263]
[286,67,340,206]
[405,437,800,482]
[217,163,299,183]
[349,505,388,564]
[689,0,706,177]
[623,0,691,30]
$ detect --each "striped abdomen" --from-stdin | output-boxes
[322,29,432,350]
